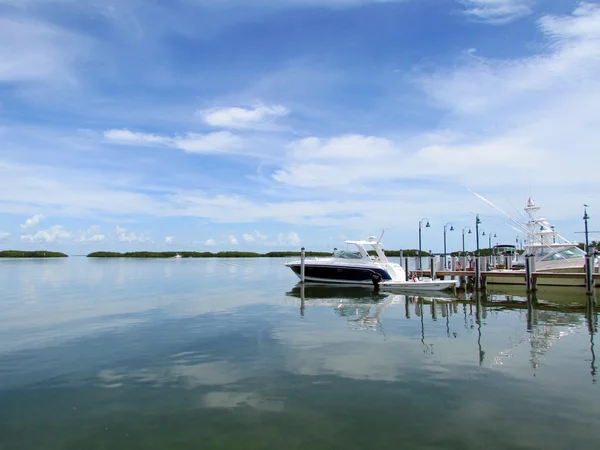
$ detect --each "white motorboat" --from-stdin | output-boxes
[285,233,457,292]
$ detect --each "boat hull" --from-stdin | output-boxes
[380,280,457,292]
[287,263,392,285]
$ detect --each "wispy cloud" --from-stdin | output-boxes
[228,235,239,245]
[459,0,533,24]
[0,17,86,84]
[75,226,106,243]
[198,104,289,130]
[104,129,242,154]
[242,231,268,243]
[164,236,174,244]
[273,135,399,188]
[242,233,256,242]
[20,214,44,229]
[20,224,71,243]
[115,226,150,243]
[0,231,10,242]
[204,238,216,246]
[276,231,301,246]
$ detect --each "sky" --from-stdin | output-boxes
[0,0,599,254]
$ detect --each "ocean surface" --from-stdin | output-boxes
[0,257,598,450]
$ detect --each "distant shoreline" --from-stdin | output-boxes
[0,250,68,258]
[0,249,511,258]
[86,251,333,258]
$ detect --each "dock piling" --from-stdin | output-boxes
[300,247,306,284]
[586,254,596,294]
[474,257,481,290]
[525,254,537,292]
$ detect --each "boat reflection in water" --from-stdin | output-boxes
[285,284,597,380]
[286,284,458,334]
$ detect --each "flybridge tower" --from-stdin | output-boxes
[523,198,557,247]
[524,197,540,216]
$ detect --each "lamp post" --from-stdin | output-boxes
[488,232,497,249]
[584,205,590,255]
[443,222,454,268]
[462,226,472,255]
[475,214,482,256]
[418,217,430,270]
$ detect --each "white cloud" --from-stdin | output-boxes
[20,214,44,229]
[0,231,10,242]
[165,236,174,244]
[459,0,533,24]
[198,104,289,130]
[242,231,268,243]
[104,129,242,154]
[20,225,71,243]
[228,235,239,245]
[103,129,171,146]
[204,238,216,246]
[175,132,242,154]
[115,226,150,243]
[254,230,267,241]
[411,2,600,184]
[74,226,106,243]
[277,231,301,246]
[273,134,399,188]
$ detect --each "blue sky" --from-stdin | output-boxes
[1,0,599,253]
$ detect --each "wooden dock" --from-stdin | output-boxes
[414,269,600,289]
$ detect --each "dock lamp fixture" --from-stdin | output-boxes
[418,218,430,270]
[443,223,454,268]
[462,226,472,255]
[475,214,482,256]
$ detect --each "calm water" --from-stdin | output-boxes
[0,257,598,450]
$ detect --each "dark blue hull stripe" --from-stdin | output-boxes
[289,264,392,282]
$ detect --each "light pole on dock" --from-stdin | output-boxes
[488,232,497,249]
[475,214,482,256]
[462,226,472,255]
[418,218,430,270]
[443,222,454,268]
[584,205,590,255]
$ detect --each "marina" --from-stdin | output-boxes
[287,197,599,297]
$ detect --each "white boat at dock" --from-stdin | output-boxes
[285,233,457,292]
[510,198,592,272]
[470,195,599,287]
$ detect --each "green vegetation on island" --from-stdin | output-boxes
[87,250,334,258]
[0,250,68,258]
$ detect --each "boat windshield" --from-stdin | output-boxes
[541,246,586,261]
[334,250,363,259]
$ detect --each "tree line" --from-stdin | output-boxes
[0,250,68,258]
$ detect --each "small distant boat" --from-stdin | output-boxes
[173,253,182,259]
[285,232,456,292]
